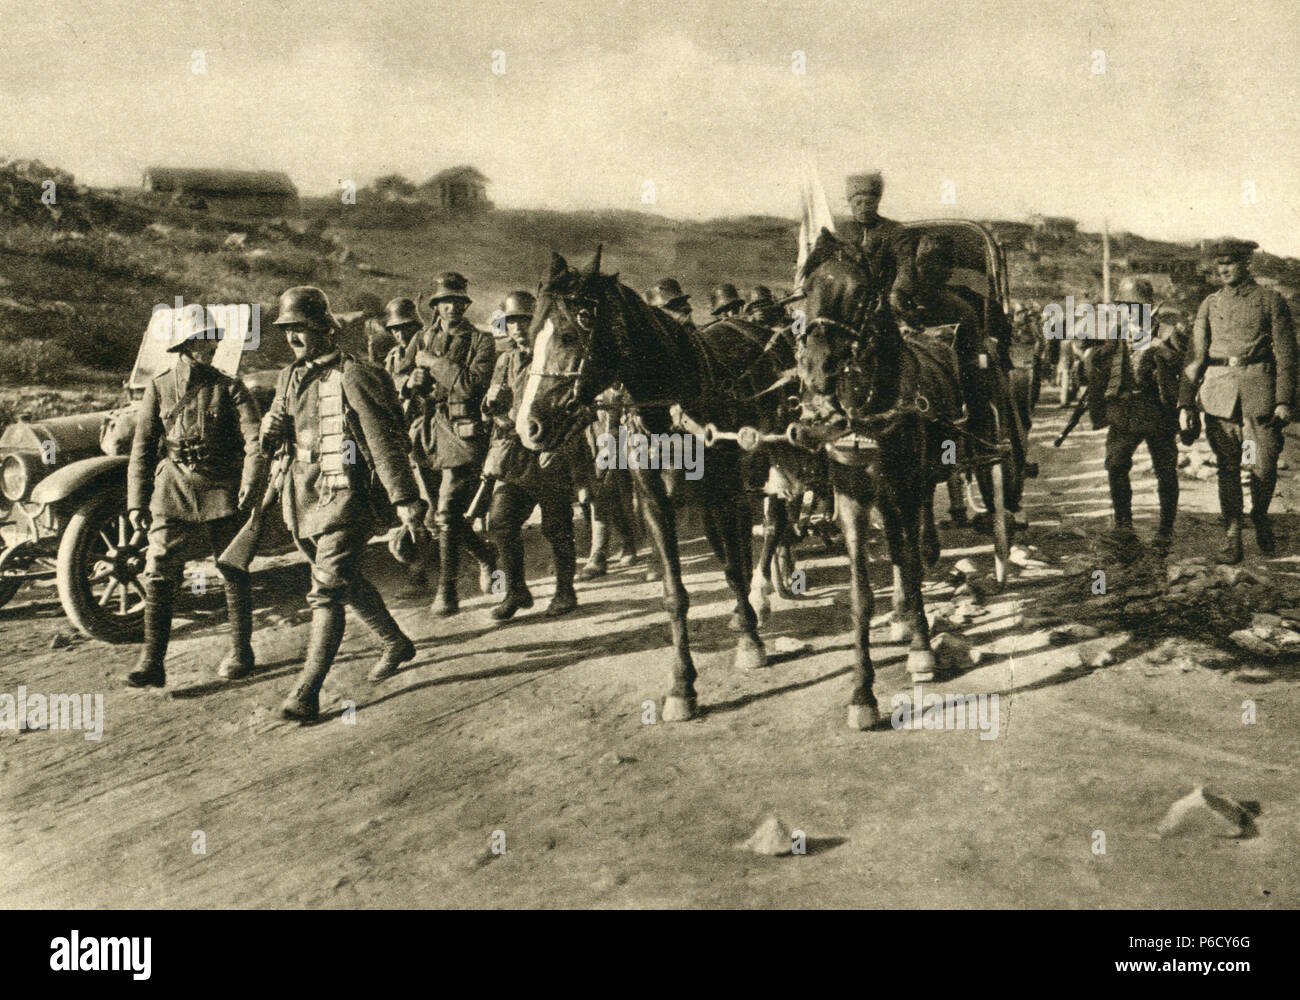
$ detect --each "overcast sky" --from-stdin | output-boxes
[5,0,1299,254]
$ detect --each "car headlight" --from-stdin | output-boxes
[1,455,30,502]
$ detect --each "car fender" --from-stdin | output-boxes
[29,455,128,508]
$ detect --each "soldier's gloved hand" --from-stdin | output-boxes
[260,410,288,449]
[128,508,150,534]
[1273,404,1292,428]
[1178,408,1196,434]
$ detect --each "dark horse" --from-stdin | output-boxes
[515,247,798,722]
[794,230,967,727]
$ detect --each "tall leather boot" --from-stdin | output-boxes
[281,605,346,721]
[545,530,578,618]
[217,570,256,680]
[1106,468,1136,541]
[1217,471,1244,564]
[351,576,416,681]
[1250,474,1277,554]
[431,522,462,617]
[1152,474,1178,553]
[126,577,172,688]
[578,518,609,580]
[490,536,533,621]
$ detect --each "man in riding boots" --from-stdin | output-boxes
[405,272,498,615]
[647,278,695,329]
[480,291,580,620]
[1181,239,1296,564]
[260,286,428,722]
[1085,277,1189,554]
[382,295,440,591]
[125,307,265,688]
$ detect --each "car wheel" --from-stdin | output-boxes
[56,485,146,643]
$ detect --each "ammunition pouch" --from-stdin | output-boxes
[165,439,213,466]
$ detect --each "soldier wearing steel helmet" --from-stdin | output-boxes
[1084,276,1189,553]
[708,283,745,320]
[259,285,428,721]
[124,306,265,688]
[743,285,787,329]
[1181,238,1297,563]
[647,278,695,329]
[406,272,498,615]
[480,290,579,620]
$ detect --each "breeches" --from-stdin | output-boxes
[144,514,242,585]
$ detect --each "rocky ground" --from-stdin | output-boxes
[1,394,1297,908]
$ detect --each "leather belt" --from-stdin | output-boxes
[1207,353,1270,368]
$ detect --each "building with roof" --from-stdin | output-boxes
[418,166,491,212]
[141,167,299,218]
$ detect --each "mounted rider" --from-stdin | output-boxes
[708,283,745,320]
[647,278,695,329]
[839,171,910,300]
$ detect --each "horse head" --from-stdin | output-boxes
[795,228,896,410]
[516,245,624,453]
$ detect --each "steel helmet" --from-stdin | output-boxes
[383,297,420,329]
[647,278,690,310]
[501,290,536,320]
[273,286,340,330]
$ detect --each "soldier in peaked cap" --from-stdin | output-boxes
[1181,238,1296,563]
[647,278,695,329]
[1085,276,1190,553]
[125,306,265,688]
[709,283,745,319]
[261,285,428,721]
[481,290,579,620]
[405,271,498,614]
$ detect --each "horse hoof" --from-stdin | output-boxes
[847,703,880,730]
[888,620,909,643]
[734,638,767,671]
[907,650,937,682]
[662,695,695,722]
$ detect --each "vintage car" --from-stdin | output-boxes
[0,305,286,642]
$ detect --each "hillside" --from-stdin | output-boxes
[5,157,1300,422]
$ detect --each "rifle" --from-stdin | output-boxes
[1053,390,1090,448]
[217,449,290,575]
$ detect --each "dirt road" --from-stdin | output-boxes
[2,399,1297,908]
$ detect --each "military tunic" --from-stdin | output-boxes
[128,354,264,582]
[265,350,419,607]
[1184,278,1296,516]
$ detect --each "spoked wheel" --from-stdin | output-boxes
[56,485,147,643]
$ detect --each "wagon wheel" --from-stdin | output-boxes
[56,484,146,643]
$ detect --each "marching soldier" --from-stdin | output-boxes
[382,295,440,591]
[647,278,695,329]
[1181,239,1297,564]
[407,271,498,615]
[259,286,428,722]
[1085,277,1189,553]
[125,306,265,688]
[708,283,745,320]
[579,385,641,579]
[481,291,579,620]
